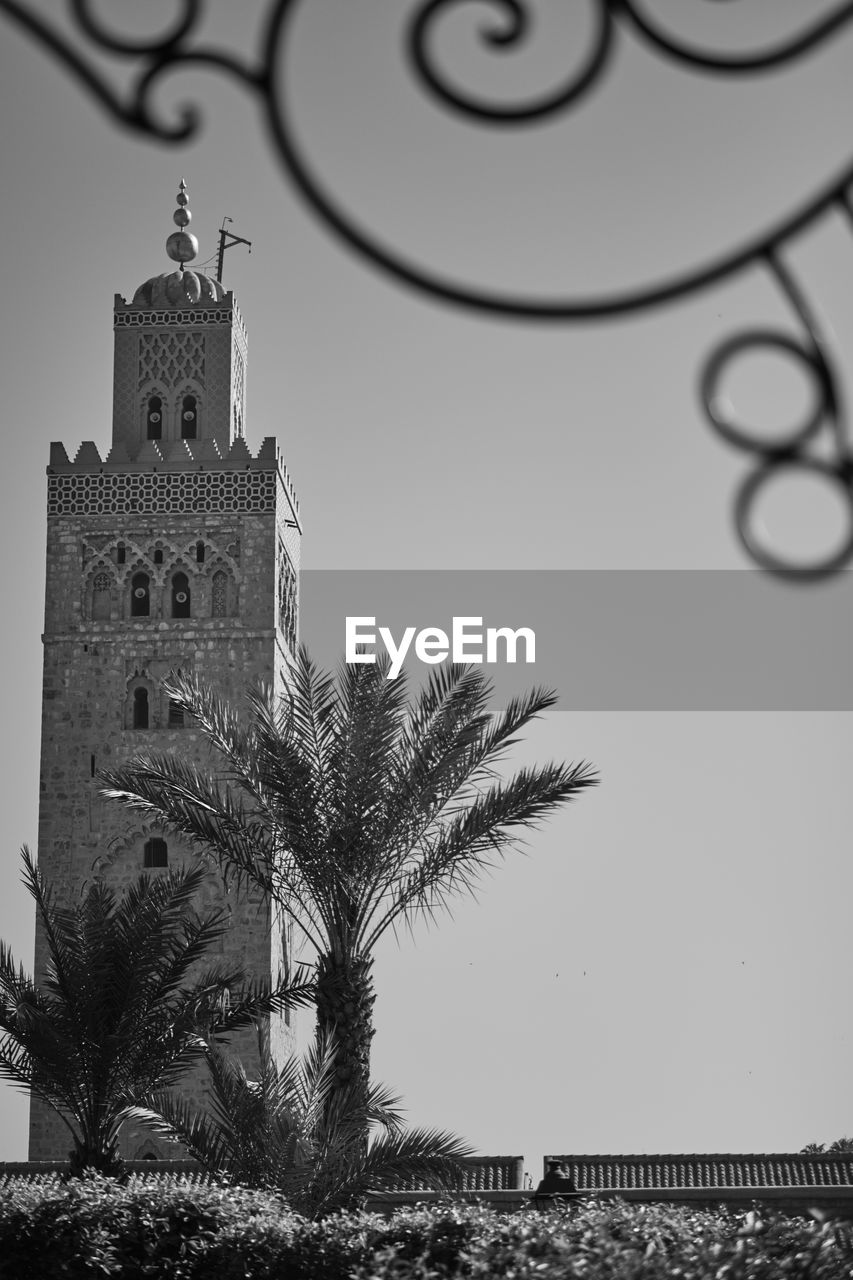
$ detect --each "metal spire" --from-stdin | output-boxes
[165,178,199,273]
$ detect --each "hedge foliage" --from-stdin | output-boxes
[0,1174,851,1278]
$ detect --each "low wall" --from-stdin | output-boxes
[3,1165,850,1220]
[364,1187,853,1219]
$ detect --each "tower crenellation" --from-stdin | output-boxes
[30,183,302,1161]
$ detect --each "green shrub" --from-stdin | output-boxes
[0,1177,851,1279]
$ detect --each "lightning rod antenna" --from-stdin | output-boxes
[216,217,252,283]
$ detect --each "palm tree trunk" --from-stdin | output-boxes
[314,953,375,1111]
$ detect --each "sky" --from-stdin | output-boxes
[0,1,851,1179]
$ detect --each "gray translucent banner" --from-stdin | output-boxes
[297,571,853,710]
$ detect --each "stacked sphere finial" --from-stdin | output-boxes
[131,179,226,307]
[165,178,199,269]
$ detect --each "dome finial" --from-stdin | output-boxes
[165,178,199,272]
[131,180,227,306]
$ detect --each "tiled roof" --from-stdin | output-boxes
[0,1156,524,1193]
[546,1154,853,1190]
[0,1161,215,1188]
[398,1156,524,1192]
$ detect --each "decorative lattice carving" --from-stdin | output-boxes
[277,541,297,654]
[183,537,239,577]
[81,538,112,566]
[90,569,113,621]
[211,570,228,618]
[232,342,245,437]
[138,331,206,390]
[48,470,276,516]
[115,308,232,328]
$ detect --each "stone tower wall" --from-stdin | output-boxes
[30,423,303,1158]
[111,296,249,457]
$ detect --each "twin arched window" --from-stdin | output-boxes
[128,570,195,619]
[127,683,185,731]
[144,393,199,440]
[121,561,236,620]
[128,571,192,618]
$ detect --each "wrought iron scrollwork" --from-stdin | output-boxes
[702,249,853,579]
[408,0,615,123]
[410,0,853,121]
[3,0,853,575]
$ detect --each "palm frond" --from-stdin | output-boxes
[370,758,599,947]
[134,1029,472,1217]
[0,850,292,1172]
[95,647,598,1146]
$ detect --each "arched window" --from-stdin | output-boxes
[196,541,205,563]
[180,394,197,439]
[130,572,150,617]
[171,571,190,618]
[143,838,168,868]
[167,699,184,729]
[91,572,111,621]
[153,549,164,565]
[211,570,228,618]
[132,687,149,730]
[116,543,126,565]
[146,395,163,440]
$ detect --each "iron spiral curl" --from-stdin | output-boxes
[407,0,614,123]
[3,0,853,574]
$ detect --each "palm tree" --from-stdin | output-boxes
[0,849,314,1174]
[131,1027,474,1217]
[802,1138,853,1153]
[101,651,598,1118]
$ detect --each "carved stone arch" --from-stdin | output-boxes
[107,536,143,570]
[121,556,160,619]
[166,558,195,619]
[139,383,169,441]
[126,669,155,729]
[162,548,199,579]
[208,560,237,618]
[173,381,203,440]
[96,820,161,875]
[147,537,174,570]
[119,553,158,585]
[81,536,113,568]
[199,537,241,581]
[277,542,298,654]
[83,560,117,622]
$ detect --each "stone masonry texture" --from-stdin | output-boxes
[29,282,302,1160]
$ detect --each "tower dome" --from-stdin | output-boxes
[131,180,226,307]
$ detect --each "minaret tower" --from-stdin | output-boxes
[29,184,302,1160]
